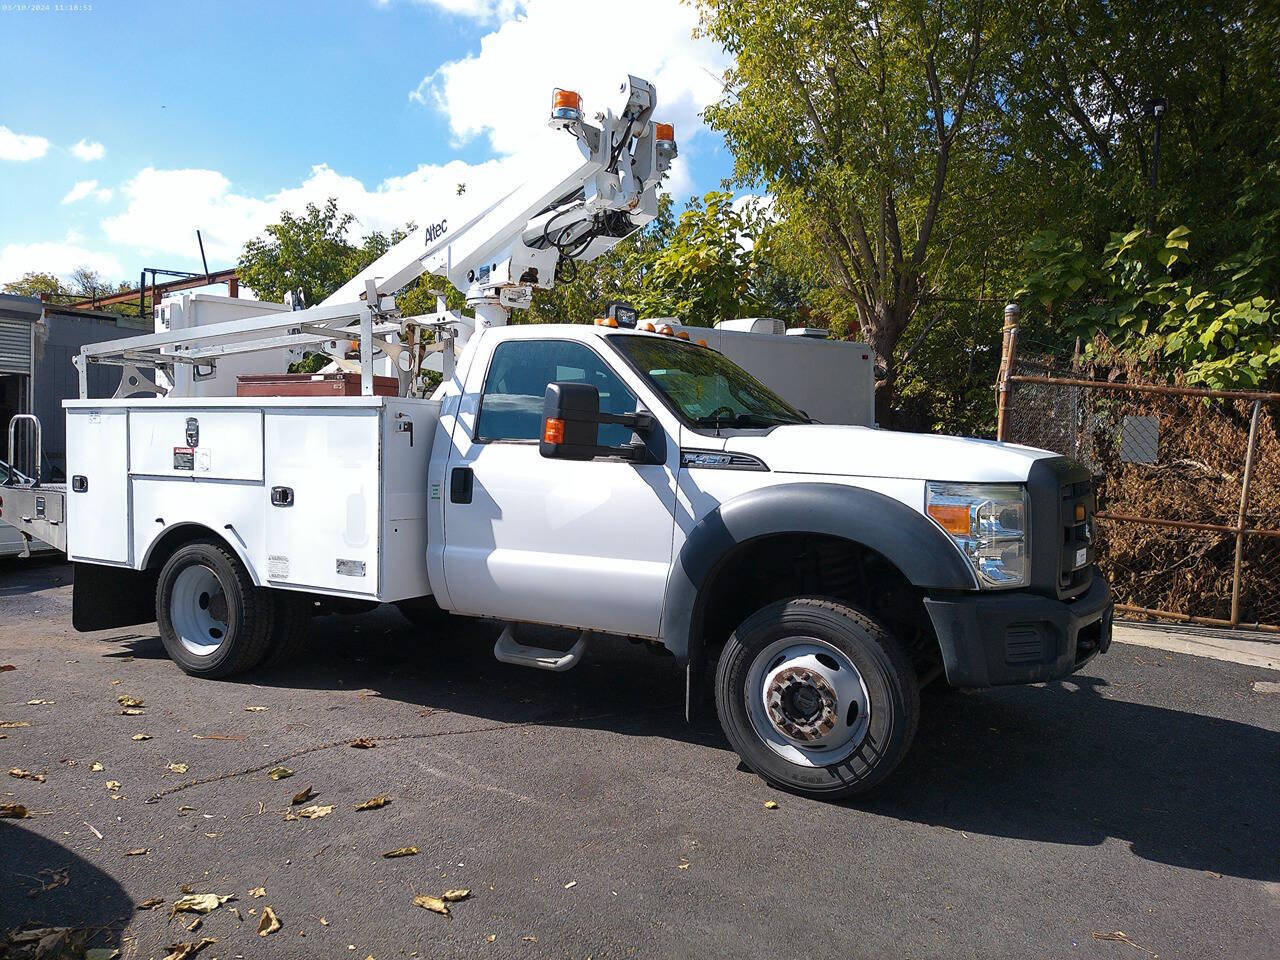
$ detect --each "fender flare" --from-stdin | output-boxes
[138,522,263,586]
[661,482,977,664]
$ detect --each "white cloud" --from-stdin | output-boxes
[0,233,124,285]
[0,125,50,162]
[378,0,519,20]
[70,138,105,162]
[61,179,113,205]
[412,0,728,197]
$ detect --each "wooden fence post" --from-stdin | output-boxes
[996,303,1020,442]
[1230,399,1263,626]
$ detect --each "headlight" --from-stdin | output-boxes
[926,482,1028,589]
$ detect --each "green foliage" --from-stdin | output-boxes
[3,271,67,299]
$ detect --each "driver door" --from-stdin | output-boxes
[442,337,679,638]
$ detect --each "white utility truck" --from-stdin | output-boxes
[0,78,1112,798]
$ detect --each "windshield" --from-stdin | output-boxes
[609,335,810,430]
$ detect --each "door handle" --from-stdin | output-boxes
[450,466,473,504]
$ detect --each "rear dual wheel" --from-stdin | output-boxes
[715,597,919,799]
[156,541,308,678]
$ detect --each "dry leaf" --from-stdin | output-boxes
[132,734,152,741]
[354,794,391,811]
[487,934,496,942]
[412,895,450,916]
[9,767,45,783]
[291,786,315,805]
[244,706,269,712]
[105,780,121,790]
[168,763,189,774]
[349,738,377,749]
[382,847,418,858]
[522,935,537,942]
[126,848,149,856]
[121,708,145,716]
[3,801,32,819]
[171,893,234,915]
[0,664,14,671]
[763,800,779,809]
[27,699,54,705]
[1090,931,1157,957]
[185,917,202,933]
[177,805,196,812]
[442,889,470,901]
[192,733,246,741]
[0,720,31,728]
[89,762,105,772]
[162,937,217,960]
[117,696,144,708]
[563,881,577,889]
[296,804,333,819]
[248,886,266,898]
[677,858,690,870]
[27,867,70,897]
[319,917,329,926]
[267,767,294,781]
[137,897,165,909]
[258,905,282,937]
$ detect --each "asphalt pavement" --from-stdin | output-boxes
[2,557,1278,959]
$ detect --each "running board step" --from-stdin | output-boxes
[493,625,588,672]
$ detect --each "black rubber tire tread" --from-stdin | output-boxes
[155,540,275,679]
[263,591,312,666]
[714,597,920,800]
[394,595,453,633]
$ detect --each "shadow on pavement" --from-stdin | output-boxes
[114,604,1280,885]
[0,822,131,953]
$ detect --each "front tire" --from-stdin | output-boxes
[714,597,920,799]
[156,540,274,679]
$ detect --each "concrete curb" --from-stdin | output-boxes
[1113,622,1280,672]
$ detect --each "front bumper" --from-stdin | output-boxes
[922,570,1113,688]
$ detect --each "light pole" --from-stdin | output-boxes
[1144,97,1169,234]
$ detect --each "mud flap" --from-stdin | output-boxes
[72,563,157,632]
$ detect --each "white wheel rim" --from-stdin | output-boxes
[745,636,871,768]
[170,564,230,657]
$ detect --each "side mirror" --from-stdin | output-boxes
[540,382,653,462]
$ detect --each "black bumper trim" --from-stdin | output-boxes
[923,571,1113,688]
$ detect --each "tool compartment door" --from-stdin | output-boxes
[66,408,130,564]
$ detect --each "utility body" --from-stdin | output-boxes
[0,78,1112,798]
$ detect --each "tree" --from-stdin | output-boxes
[3,272,68,299]
[239,199,371,307]
[699,0,1006,421]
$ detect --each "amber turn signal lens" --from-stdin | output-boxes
[927,503,971,536]
[543,418,565,444]
[655,122,675,142]
[657,324,674,336]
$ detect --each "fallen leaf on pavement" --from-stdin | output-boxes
[296,804,333,819]
[137,897,165,910]
[257,905,281,937]
[229,906,242,921]
[763,800,779,809]
[171,894,234,916]
[350,738,376,749]
[291,786,315,805]
[132,734,152,741]
[677,858,690,870]
[319,917,329,925]
[117,696,144,708]
[168,763,189,774]
[244,706,269,712]
[177,805,196,812]
[442,889,470,902]
[0,803,30,819]
[267,767,294,781]
[162,937,217,960]
[105,780,121,791]
[0,664,14,671]
[383,847,418,858]
[248,887,266,898]
[563,881,577,889]
[8,768,45,783]
[0,721,31,728]
[27,867,70,897]
[412,895,450,916]
[192,733,246,741]
[185,917,202,933]
[126,848,148,856]
[354,794,390,811]
[487,934,496,942]
[1090,930,1157,957]
[84,821,103,839]
[522,935,537,942]
[121,708,145,716]
[90,762,104,771]
[27,699,54,705]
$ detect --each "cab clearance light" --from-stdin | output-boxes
[696,339,708,347]
[543,418,565,444]
[640,322,655,332]
[675,331,690,340]
[657,324,674,336]
[926,502,971,536]
[594,317,619,327]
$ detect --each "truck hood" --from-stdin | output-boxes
[722,425,1056,484]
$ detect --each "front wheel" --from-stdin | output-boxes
[714,597,920,799]
[156,540,274,679]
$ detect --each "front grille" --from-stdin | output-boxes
[1058,480,1095,595]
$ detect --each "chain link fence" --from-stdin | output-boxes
[1001,360,1280,633]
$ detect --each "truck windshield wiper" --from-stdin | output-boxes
[695,413,808,428]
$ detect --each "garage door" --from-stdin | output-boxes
[0,318,30,375]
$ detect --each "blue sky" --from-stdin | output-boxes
[0,0,733,287]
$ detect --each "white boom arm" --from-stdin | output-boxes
[324,75,677,333]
